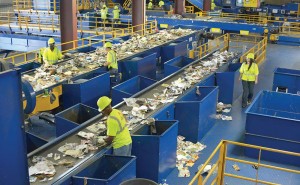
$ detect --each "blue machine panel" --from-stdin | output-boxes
[245,91,300,142]
[55,103,99,137]
[62,70,110,109]
[112,75,157,106]
[245,133,300,166]
[19,62,41,73]
[272,68,300,94]
[164,56,194,76]
[120,53,157,81]
[72,155,136,185]
[216,63,243,104]
[152,103,175,120]
[26,133,48,154]
[131,120,178,183]
[175,86,219,142]
[161,40,188,69]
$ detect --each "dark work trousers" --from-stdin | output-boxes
[242,80,255,106]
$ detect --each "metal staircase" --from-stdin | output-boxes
[123,0,132,10]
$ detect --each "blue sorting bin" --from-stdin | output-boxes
[245,133,300,166]
[216,63,243,104]
[26,133,48,154]
[62,71,110,109]
[112,76,157,106]
[152,103,175,120]
[245,91,300,142]
[195,74,216,87]
[55,103,99,137]
[175,86,218,142]
[120,52,157,81]
[19,62,41,73]
[72,155,136,185]
[161,40,188,69]
[164,56,194,76]
[272,68,300,94]
[131,120,178,182]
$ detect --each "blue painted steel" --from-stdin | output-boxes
[273,68,300,94]
[195,73,216,86]
[55,103,99,137]
[62,71,110,109]
[19,62,41,73]
[245,133,300,166]
[131,120,178,183]
[164,56,194,76]
[277,36,300,46]
[0,69,29,185]
[112,75,157,106]
[161,40,188,69]
[120,52,157,81]
[22,79,37,114]
[146,11,168,16]
[26,133,48,154]
[245,91,300,142]
[187,0,204,9]
[152,103,175,120]
[175,86,219,142]
[216,63,243,104]
[72,155,136,185]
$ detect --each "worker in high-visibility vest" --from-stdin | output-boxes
[113,5,120,25]
[148,0,153,9]
[101,4,108,27]
[97,96,132,156]
[38,47,46,64]
[43,38,63,66]
[159,0,165,8]
[239,53,259,108]
[103,42,118,75]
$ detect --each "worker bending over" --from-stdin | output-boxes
[148,0,153,9]
[43,38,63,66]
[97,96,132,156]
[239,53,259,108]
[159,0,165,8]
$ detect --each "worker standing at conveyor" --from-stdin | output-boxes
[148,0,153,9]
[103,42,118,74]
[43,38,63,66]
[101,4,108,27]
[239,53,259,108]
[97,96,132,156]
[113,5,120,25]
[159,0,165,8]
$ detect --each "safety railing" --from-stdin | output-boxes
[189,140,300,185]
[0,12,133,34]
[191,34,229,59]
[279,22,300,35]
[186,6,195,14]
[3,20,157,65]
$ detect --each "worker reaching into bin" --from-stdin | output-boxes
[97,96,132,156]
[239,53,259,108]
[43,38,63,66]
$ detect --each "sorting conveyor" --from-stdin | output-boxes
[27,48,239,184]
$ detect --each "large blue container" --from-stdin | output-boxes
[131,120,178,182]
[272,68,300,94]
[164,56,194,76]
[55,104,99,137]
[152,104,175,121]
[245,91,300,142]
[72,155,136,185]
[62,71,110,109]
[216,63,243,104]
[161,40,188,69]
[26,133,48,154]
[112,76,157,106]
[175,86,218,142]
[19,62,41,73]
[245,133,300,166]
[120,53,157,81]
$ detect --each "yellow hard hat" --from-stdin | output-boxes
[103,4,107,8]
[97,96,112,112]
[246,53,254,60]
[48,38,55,45]
[114,6,118,9]
[104,42,112,48]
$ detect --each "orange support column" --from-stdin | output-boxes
[60,0,78,51]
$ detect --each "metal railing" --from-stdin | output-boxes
[189,140,300,185]
[2,20,157,65]
[279,22,300,35]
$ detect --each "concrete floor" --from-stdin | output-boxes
[165,44,300,185]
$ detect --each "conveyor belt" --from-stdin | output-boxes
[28,49,238,185]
